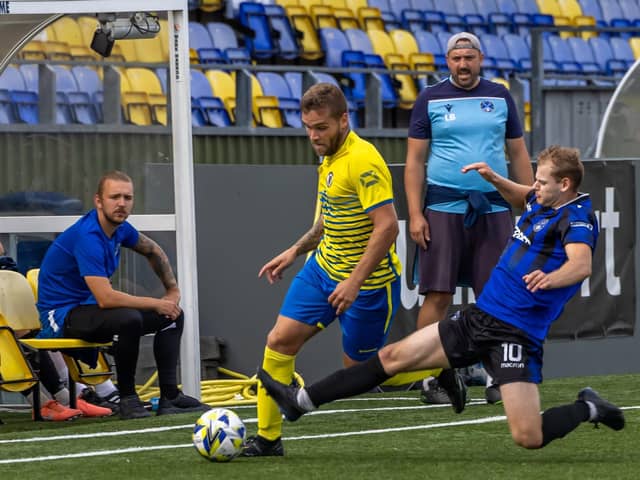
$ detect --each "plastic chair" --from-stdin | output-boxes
[125,68,166,125]
[413,30,447,70]
[286,6,324,61]
[257,71,301,127]
[238,2,279,60]
[264,4,301,61]
[205,69,237,122]
[189,22,226,65]
[588,36,627,76]
[206,22,252,64]
[50,16,96,60]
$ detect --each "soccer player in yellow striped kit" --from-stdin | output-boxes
[242,83,465,456]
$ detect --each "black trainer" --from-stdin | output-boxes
[437,369,467,414]
[257,368,306,421]
[578,387,625,431]
[119,394,151,420]
[241,435,284,457]
[419,378,450,405]
[156,391,210,416]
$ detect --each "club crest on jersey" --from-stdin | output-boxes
[359,170,379,187]
[533,219,549,232]
[444,103,456,121]
[480,100,494,112]
[326,171,334,187]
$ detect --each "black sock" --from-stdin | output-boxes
[154,312,184,399]
[541,401,590,447]
[306,354,391,407]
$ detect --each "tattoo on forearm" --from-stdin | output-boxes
[135,233,178,290]
[294,218,323,255]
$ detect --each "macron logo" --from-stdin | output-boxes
[48,310,59,333]
[512,226,531,245]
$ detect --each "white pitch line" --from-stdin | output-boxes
[0,414,508,465]
[0,401,487,445]
[1,405,637,464]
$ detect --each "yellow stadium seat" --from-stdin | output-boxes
[334,8,361,30]
[0,317,38,393]
[323,0,346,8]
[126,67,164,95]
[25,269,113,387]
[310,5,338,29]
[205,69,237,122]
[76,16,99,47]
[149,93,168,125]
[201,0,225,13]
[368,30,417,109]
[42,41,73,61]
[554,15,574,38]
[133,36,168,63]
[159,20,170,59]
[358,7,385,31]
[558,0,583,19]
[117,40,139,62]
[122,91,153,125]
[20,40,47,60]
[286,6,324,61]
[490,76,510,89]
[254,96,284,128]
[50,16,85,48]
[276,0,300,7]
[573,15,597,39]
[630,38,640,59]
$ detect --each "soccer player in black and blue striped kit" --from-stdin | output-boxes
[258,145,625,450]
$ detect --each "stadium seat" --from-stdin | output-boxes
[284,71,302,100]
[189,22,227,64]
[577,0,606,28]
[125,68,167,125]
[480,33,519,75]
[572,15,598,39]
[502,33,532,70]
[630,37,640,59]
[413,30,447,70]
[201,0,225,13]
[334,7,361,30]
[205,69,237,122]
[454,0,491,35]
[256,72,301,127]
[49,16,96,60]
[133,35,168,63]
[475,0,514,35]
[264,4,301,61]
[357,7,386,32]
[116,39,139,62]
[588,36,628,76]
[71,66,103,121]
[206,23,252,64]
[319,27,366,105]
[19,64,77,124]
[307,4,338,29]
[238,2,279,60]
[609,37,640,68]
[0,89,16,124]
[52,66,99,124]
[285,6,324,61]
[566,36,607,77]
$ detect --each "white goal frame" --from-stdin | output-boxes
[0,0,202,397]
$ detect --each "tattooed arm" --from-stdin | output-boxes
[258,215,324,284]
[131,233,180,303]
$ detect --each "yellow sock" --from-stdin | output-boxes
[382,369,443,387]
[257,346,295,441]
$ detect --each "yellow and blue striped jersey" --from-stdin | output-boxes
[315,131,401,289]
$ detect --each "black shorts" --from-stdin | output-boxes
[438,304,544,385]
[418,209,513,295]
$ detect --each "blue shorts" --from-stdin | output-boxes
[281,255,400,362]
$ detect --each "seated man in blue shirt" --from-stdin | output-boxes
[258,145,625,451]
[36,170,209,420]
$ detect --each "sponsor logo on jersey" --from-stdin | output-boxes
[570,221,593,230]
[512,226,531,245]
[359,170,379,188]
[326,171,333,187]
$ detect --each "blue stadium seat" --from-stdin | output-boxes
[413,30,447,70]
[71,66,103,122]
[566,36,607,76]
[436,2,467,33]
[619,0,640,22]
[53,66,97,124]
[599,0,626,25]
[608,36,636,69]
[284,71,302,101]
[19,64,75,124]
[454,0,490,35]
[475,0,514,35]
[9,90,38,124]
[0,89,16,123]
[577,0,607,29]
[588,36,628,76]
[264,4,300,62]
[546,35,585,85]
[206,22,252,64]
[190,69,231,127]
[237,2,278,60]
[480,33,519,75]
[502,33,531,70]
[189,22,227,65]
[256,72,301,127]
[368,0,402,30]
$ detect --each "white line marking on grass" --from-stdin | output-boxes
[0,415,508,464]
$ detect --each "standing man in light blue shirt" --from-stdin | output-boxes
[404,32,533,404]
